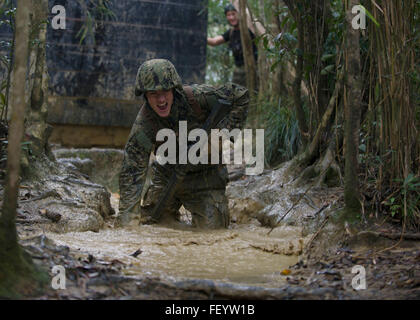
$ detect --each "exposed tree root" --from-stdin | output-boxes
[295,146,342,188]
[20,189,61,203]
[285,68,344,188]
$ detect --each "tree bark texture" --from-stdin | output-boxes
[283,0,309,146]
[24,0,51,162]
[298,69,344,167]
[343,0,362,214]
[0,0,30,248]
[238,0,258,96]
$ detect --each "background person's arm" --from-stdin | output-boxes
[207,35,225,46]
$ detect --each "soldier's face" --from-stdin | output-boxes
[226,11,238,27]
[146,89,174,118]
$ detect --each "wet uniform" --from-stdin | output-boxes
[118,83,249,228]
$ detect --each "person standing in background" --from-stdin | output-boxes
[207,4,258,88]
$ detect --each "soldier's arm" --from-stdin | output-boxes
[218,82,250,130]
[193,83,250,130]
[118,119,155,222]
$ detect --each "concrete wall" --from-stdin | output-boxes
[1,0,208,147]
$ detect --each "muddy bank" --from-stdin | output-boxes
[226,161,340,234]
[289,238,420,299]
[15,174,114,233]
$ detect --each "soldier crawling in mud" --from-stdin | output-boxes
[117,59,249,229]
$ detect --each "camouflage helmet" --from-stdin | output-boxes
[135,59,182,96]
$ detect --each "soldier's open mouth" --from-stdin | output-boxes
[158,103,168,111]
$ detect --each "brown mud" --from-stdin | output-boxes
[16,196,420,300]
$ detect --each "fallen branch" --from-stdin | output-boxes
[267,185,313,235]
[357,231,420,241]
[16,218,50,224]
[20,189,61,203]
[304,214,330,254]
[228,170,245,182]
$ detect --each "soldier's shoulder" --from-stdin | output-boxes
[205,82,249,100]
[135,102,157,124]
[187,83,217,96]
[187,82,246,96]
[129,103,159,138]
[184,83,248,108]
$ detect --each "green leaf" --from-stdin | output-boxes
[321,64,335,75]
[404,173,415,184]
[270,60,281,72]
[263,36,269,49]
[374,82,380,101]
[0,92,6,106]
[283,32,297,43]
[321,53,335,62]
[359,5,380,28]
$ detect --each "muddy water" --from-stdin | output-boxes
[46,222,305,288]
[42,178,308,288]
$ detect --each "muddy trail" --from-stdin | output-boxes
[8,149,420,300]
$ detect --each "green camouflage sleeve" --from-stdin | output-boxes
[118,107,156,222]
[191,82,249,130]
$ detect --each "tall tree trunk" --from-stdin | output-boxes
[283,0,309,146]
[343,0,362,217]
[238,0,257,96]
[271,0,290,97]
[0,0,30,249]
[0,0,47,298]
[293,10,309,146]
[24,0,51,161]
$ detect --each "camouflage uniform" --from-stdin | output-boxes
[118,59,249,229]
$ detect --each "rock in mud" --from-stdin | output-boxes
[56,157,94,178]
[53,148,123,192]
[18,172,115,233]
[226,161,331,230]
